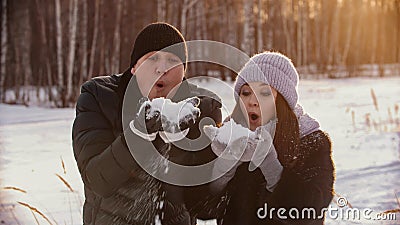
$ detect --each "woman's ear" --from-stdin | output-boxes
[131,66,136,75]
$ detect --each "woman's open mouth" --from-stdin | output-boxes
[249,112,260,122]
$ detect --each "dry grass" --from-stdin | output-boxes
[3,186,27,193]
[55,173,74,193]
[60,156,66,175]
[2,158,82,224]
[370,88,379,111]
[380,192,400,216]
[17,201,55,225]
[356,89,400,132]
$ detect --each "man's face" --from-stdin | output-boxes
[132,51,184,99]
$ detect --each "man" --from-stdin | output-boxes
[72,22,222,224]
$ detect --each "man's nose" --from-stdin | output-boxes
[156,60,169,75]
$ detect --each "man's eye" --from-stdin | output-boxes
[168,58,180,63]
[149,56,158,61]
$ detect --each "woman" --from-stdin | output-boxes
[206,52,335,224]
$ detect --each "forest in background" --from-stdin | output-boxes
[1,0,399,107]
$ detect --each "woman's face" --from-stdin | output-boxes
[239,82,277,131]
[132,51,184,100]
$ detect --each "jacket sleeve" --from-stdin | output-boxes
[183,96,225,219]
[266,131,335,224]
[72,81,149,198]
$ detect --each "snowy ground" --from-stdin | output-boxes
[1,77,400,224]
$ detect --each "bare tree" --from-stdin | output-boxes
[111,0,123,73]
[281,0,294,58]
[3,0,400,106]
[55,0,63,105]
[313,0,322,71]
[301,1,309,67]
[296,0,303,66]
[65,0,78,105]
[266,0,275,50]
[21,6,32,105]
[35,0,54,103]
[242,0,255,55]
[80,1,88,82]
[88,0,100,79]
[157,0,167,21]
[370,0,378,64]
[327,2,339,70]
[341,0,354,66]
[1,0,8,101]
[181,0,199,36]
[396,0,400,66]
[168,1,181,27]
[257,0,264,52]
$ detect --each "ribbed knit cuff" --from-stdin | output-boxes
[257,145,283,192]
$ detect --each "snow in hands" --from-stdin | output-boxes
[203,119,256,144]
[203,119,276,164]
[138,97,201,133]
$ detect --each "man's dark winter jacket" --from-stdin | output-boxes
[217,130,335,225]
[72,72,222,224]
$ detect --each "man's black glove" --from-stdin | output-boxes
[129,97,162,141]
[178,97,200,131]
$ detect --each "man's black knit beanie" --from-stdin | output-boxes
[130,22,187,69]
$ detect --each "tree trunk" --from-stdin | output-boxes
[242,0,254,55]
[341,1,353,67]
[396,0,400,68]
[14,42,21,103]
[65,0,78,106]
[313,0,321,72]
[157,0,167,21]
[99,34,106,75]
[257,0,263,52]
[320,0,330,72]
[181,0,189,36]
[370,0,378,64]
[327,2,339,69]
[55,0,63,106]
[111,0,123,73]
[21,7,32,105]
[266,0,274,50]
[377,0,385,77]
[35,0,54,103]
[80,1,88,82]
[1,0,8,102]
[282,0,293,58]
[296,0,303,66]
[88,0,100,78]
[301,1,308,67]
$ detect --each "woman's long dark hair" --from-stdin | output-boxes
[273,93,300,167]
[231,92,300,167]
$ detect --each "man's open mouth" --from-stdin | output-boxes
[155,81,165,88]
